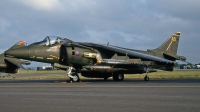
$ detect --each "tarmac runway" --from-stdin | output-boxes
[0,79,200,112]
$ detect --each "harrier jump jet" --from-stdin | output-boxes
[5,32,186,81]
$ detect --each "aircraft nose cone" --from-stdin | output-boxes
[5,47,29,59]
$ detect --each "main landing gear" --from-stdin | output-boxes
[113,74,124,81]
[144,65,150,81]
[66,67,80,82]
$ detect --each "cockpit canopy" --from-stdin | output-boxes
[32,36,72,46]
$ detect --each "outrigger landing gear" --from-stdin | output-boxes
[144,65,149,81]
[66,67,80,82]
[144,75,149,81]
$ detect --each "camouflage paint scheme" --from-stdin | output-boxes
[0,41,30,77]
[5,32,186,81]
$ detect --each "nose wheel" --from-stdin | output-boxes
[69,73,80,82]
[66,67,80,82]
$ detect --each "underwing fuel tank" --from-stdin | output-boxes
[82,58,157,74]
[82,65,156,74]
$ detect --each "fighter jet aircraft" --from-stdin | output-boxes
[5,32,186,81]
[0,41,30,77]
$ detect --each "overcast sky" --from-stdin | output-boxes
[0,0,200,67]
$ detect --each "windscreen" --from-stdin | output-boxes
[32,37,49,45]
[32,36,68,46]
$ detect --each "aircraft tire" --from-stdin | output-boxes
[104,77,109,81]
[144,76,149,81]
[70,73,80,82]
[113,74,124,81]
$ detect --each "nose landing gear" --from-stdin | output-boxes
[66,67,80,82]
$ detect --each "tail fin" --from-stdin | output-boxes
[7,41,26,50]
[148,32,180,55]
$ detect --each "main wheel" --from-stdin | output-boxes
[113,74,124,81]
[104,77,109,81]
[70,73,80,82]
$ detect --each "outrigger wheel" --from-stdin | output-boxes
[144,65,150,81]
[144,76,149,81]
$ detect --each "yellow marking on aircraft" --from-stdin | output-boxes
[172,37,176,41]
[37,57,43,59]
[50,55,59,59]
[166,36,177,51]
[166,41,173,51]
[97,60,102,63]
[30,56,35,58]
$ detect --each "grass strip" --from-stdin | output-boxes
[1,70,200,80]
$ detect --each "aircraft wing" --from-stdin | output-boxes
[78,43,175,65]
